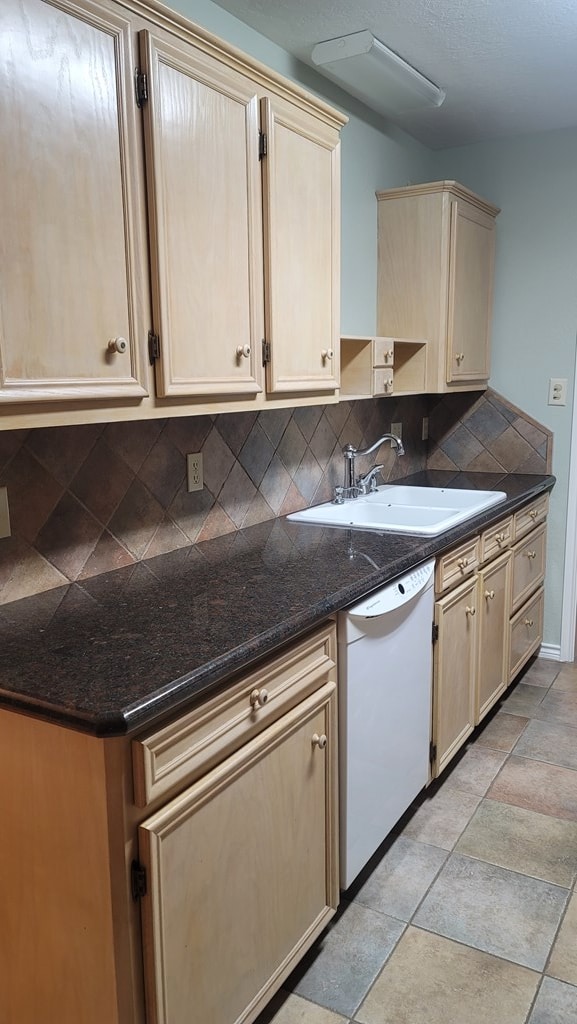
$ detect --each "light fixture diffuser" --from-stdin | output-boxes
[311,30,445,117]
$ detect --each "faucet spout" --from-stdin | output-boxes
[355,433,405,458]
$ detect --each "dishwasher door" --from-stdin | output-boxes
[337,560,434,889]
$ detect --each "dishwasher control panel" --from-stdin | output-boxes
[345,559,435,619]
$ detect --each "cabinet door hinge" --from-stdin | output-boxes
[258,131,267,160]
[432,622,439,643]
[131,860,147,901]
[148,330,160,364]
[262,339,271,365]
[135,69,148,107]
[429,741,437,766]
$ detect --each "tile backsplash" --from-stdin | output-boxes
[0,389,551,605]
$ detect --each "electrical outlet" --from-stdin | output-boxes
[422,417,429,441]
[186,453,203,493]
[0,486,10,538]
[548,378,567,406]
[390,422,402,447]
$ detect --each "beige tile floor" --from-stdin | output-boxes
[257,658,577,1024]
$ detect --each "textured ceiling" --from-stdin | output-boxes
[210,0,577,148]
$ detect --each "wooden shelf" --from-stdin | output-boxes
[339,335,427,398]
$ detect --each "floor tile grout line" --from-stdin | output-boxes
[347,920,410,1021]
[541,886,574,982]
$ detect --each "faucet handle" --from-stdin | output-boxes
[333,486,345,504]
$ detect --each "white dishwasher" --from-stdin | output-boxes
[337,559,435,888]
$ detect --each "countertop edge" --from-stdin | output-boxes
[0,474,555,738]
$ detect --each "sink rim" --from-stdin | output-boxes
[286,485,507,536]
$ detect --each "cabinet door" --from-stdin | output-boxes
[0,0,148,402]
[446,198,496,383]
[262,97,340,393]
[140,31,263,398]
[433,576,478,777]
[476,552,511,722]
[138,682,338,1024]
[510,523,546,613]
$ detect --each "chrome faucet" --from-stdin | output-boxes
[357,465,384,495]
[335,434,405,503]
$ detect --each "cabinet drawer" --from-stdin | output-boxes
[513,494,548,541]
[373,338,395,366]
[435,537,480,594]
[509,587,544,682]
[510,524,546,613]
[132,621,337,807]
[372,367,393,395]
[480,516,512,563]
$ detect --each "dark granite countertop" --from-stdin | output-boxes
[0,471,555,737]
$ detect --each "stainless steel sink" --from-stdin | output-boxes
[287,485,507,536]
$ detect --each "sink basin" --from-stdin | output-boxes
[287,485,507,536]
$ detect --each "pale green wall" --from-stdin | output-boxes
[170,0,434,333]
[432,130,577,646]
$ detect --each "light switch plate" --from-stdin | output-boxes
[0,486,10,538]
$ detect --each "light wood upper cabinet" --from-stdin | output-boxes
[262,97,341,393]
[447,197,496,383]
[0,0,149,403]
[0,0,346,422]
[376,181,499,394]
[141,39,342,399]
[140,30,263,398]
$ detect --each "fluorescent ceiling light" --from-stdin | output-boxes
[311,30,445,117]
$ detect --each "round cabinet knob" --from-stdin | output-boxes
[312,733,327,749]
[527,550,537,560]
[321,349,334,362]
[465,605,476,617]
[384,379,393,392]
[387,349,394,360]
[524,618,534,628]
[458,557,469,570]
[529,509,538,519]
[107,336,128,354]
[496,532,506,544]
[484,590,495,600]
[236,345,251,359]
[456,352,465,364]
[249,687,269,708]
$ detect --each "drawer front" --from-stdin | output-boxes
[480,516,512,563]
[435,537,480,595]
[372,367,393,395]
[373,338,395,366]
[513,494,548,541]
[509,587,544,682]
[133,621,337,807]
[510,524,546,613]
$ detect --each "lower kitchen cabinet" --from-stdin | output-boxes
[138,682,337,1024]
[0,621,338,1024]
[476,551,511,720]
[433,574,478,776]
[431,495,548,779]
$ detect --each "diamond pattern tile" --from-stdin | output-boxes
[0,389,552,603]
